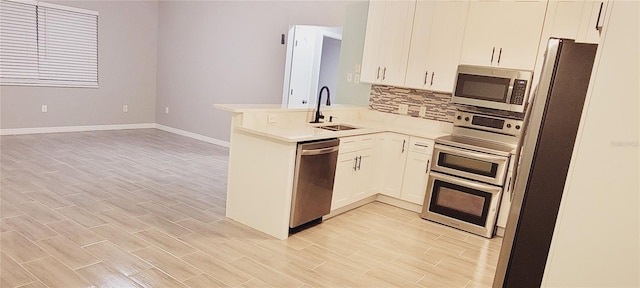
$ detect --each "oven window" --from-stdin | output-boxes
[455,74,510,102]
[438,153,498,177]
[429,180,492,226]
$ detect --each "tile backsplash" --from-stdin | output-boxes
[368,85,456,123]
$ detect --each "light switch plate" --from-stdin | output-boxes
[355,64,361,73]
[347,73,353,82]
[354,73,360,84]
[398,104,408,115]
[419,106,426,117]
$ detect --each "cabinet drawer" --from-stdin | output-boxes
[409,137,435,154]
[339,134,376,153]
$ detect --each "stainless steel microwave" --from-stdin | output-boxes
[452,65,533,113]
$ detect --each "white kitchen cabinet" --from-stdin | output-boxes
[399,137,435,205]
[497,155,516,229]
[360,0,415,86]
[331,135,376,211]
[546,1,611,45]
[405,1,468,93]
[459,1,547,70]
[379,133,410,198]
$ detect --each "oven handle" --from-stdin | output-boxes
[434,144,509,163]
[429,171,502,193]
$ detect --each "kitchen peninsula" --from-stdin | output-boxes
[215,104,451,239]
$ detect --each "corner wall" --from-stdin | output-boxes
[0,1,158,130]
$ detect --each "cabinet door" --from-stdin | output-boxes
[378,0,415,86]
[576,1,610,44]
[360,0,385,83]
[352,149,374,201]
[460,1,547,70]
[405,1,468,92]
[331,152,357,211]
[380,133,409,198]
[400,152,430,205]
[496,169,514,228]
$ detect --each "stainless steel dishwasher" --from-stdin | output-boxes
[289,138,340,231]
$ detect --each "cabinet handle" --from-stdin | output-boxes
[425,159,430,173]
[382,67,387,80]
[424,71,428,85]
[490,47,495,64]
[357,156,362,170]
[430,72,434,86]
[507,176,513,201]
[302,100,307,104]
[401,140,406,153]
[595,2,604,30]
[497,48,502,64]
[376,67,380,80]
[353,157,357,171]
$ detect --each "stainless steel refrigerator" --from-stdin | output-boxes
[492,38,598,287]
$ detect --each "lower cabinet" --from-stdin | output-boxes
[332,133,436,211]
[399,137,434,205]
[379,133,410,198]
[331,135,375,211]
[496,155,516,229]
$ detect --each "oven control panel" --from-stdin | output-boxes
[453,111,523,137]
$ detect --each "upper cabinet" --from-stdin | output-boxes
[405,1,469,93]
[545,0,611,44]
[360,0,416,86]
[459,1,547,70]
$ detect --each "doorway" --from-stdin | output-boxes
[282,25,342,109]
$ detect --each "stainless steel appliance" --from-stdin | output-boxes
[452,65,533,113]
[421,110,523,238]
[289,138,340,230]
[493,39,597,287]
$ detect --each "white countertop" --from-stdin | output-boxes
[215,104,452,142]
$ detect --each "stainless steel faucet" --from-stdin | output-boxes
[310,86,331,123]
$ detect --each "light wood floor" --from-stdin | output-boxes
[0,129,501,288]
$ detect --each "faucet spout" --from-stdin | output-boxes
[311,86,330,123]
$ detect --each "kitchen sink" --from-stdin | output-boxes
[318,124,359,131]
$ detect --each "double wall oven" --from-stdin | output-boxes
[421,110,523,238]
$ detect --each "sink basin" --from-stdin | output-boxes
[318,124,359,131]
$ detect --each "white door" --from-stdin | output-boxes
[287,26,316,108]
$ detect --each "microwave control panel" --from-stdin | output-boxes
[510,79,528,105]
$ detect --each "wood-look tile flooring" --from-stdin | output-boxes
[0,129,502,288]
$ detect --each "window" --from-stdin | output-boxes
[0,0,98,87]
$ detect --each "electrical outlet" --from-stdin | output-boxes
[398,104,408,115]
[123,104,128,113]
[355,63,361,73]
[165,107,169,114]
[268,113,278,123]
[419,106,426,117]
[41,105,48,113]
[354,73,360,84]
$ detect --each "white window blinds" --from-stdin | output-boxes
[0,0,98,87]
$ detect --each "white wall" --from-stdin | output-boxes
[0,1,158,129]
[542,1,639,286]
[155,1,364,142]
[335,1,371,107]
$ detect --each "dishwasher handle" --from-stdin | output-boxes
[301,146,339,156]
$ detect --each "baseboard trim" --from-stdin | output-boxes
[0,123,155,136]
[375,194,423,213]
[0,123,231,148]
[154,124,230,148]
